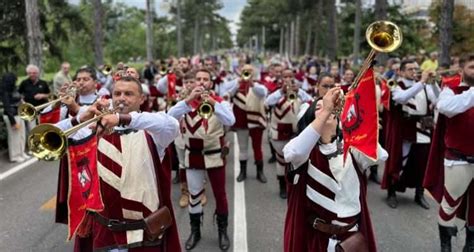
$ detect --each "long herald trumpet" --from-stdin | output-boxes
[241,69,252,81]
[18,86,78,121]
[336,20,402,116]
[28,105,122,161]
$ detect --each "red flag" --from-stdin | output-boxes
[167,73,177,100]
[380,78,391,111]
[67,135,104,240]
[341,68,378,161]
[39,106,61,124]
[441,74,462,89]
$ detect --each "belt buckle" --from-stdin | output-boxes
[108,219,120,229]
[312,217,325,229]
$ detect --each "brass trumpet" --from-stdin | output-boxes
[340,20,402,117]
[28,106,122,161]
[241,70,252,81]
[18,86,78,121]
[159,65,168,75]
[415,69,459,84]
[102,64,113,75]
[198,90,214,119]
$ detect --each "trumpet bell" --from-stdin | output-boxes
[28,124,67,161]
[242,70,252,81]
[366,21,403,53]
[198,102,214,119]
[102,64,113,75]
[287,92,297,102]
[18,103,37,121]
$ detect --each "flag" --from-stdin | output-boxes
[380,78,391,111]
[441,74,462,89]
[341,67,378,161]
[67,135,103,240]
[167,73,177,100]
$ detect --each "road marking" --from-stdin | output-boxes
[0,158,38,181]
[40,196,57,211]
[233,133,248,252]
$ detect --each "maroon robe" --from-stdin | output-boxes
[423,86,474,223]
[284,149,376,252]
[87,132,180,251]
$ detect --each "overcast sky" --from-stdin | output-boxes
[69,0,247,38]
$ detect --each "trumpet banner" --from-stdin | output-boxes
[341,68,379,161]
[67,135,103,240]
[39,106,61,124]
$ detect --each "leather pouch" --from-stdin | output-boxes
[144,206,172,240]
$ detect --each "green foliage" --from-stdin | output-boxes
[429,1,474,56]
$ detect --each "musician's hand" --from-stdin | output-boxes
[185,86,204,104]
[95,114,119,137]
[12,123,21,131]
[80,99,110,122]
[322,87,341,113]
[201,92,216,106]
[420,70,434,84]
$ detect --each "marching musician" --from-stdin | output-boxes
[55,75,181,251]
[167,68,235,250]
[283,88,386,252]
[424,54,474,251]
[265,69,312,199]
[381,59,438,209]
[220,64,269,183]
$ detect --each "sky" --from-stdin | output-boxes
[69,0,248,39]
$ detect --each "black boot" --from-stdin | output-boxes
[236,160,247,182]
[172,169,180,184]
[386,187,398,209]
[216,213,230,251]
[464,226,474,252]
[415,187,430,209]
[278,176,287,199]
[368,165,380,184]
[439,225,457,252]
[268,143,277,163]
[185,213,202,250]
[256,160,267,183]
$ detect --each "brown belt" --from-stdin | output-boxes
[307,215,358,236]
[92,212,147,232]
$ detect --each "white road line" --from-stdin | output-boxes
[0,158,38,181]
[233,133,248,252]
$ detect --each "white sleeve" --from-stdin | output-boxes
[297,89,313,103]
[436,87,474,118]
[265,89,283,106]
[54,117,93,140]
[302,79,310,91]
[251,82,268,98]
[392,82,424,104]
[283,125,321,169]
[167,100,192,120]
[350,144,388,171]
[425,84,440,105]
[156,75,168,94]
[214,101,236,126]
[219,78,239,97]
[128,111,179,160]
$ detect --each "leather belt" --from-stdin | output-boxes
[92,212,147,232]
[307,215,358,236]
[186,146,222,155]
[446,148,474,164]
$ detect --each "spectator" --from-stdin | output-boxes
[53,62,72,93]
[1,73,29,163]
[18,64,50,131]
[420,51,439,71]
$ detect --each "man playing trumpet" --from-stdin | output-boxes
[167,68,235,250]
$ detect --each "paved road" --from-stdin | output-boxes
[0,131,466,251]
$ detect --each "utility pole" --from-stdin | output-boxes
[146,0,154,62]
[176,0,183,57]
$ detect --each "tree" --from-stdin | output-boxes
[92,0,104,66]
[145,0,154,61]
[438,0,454,66]
[353,0,362,66]
[375,0,387,19]
[326,0,338,61]
[25,0,43,70]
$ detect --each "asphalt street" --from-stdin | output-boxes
[0,131,466,251]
